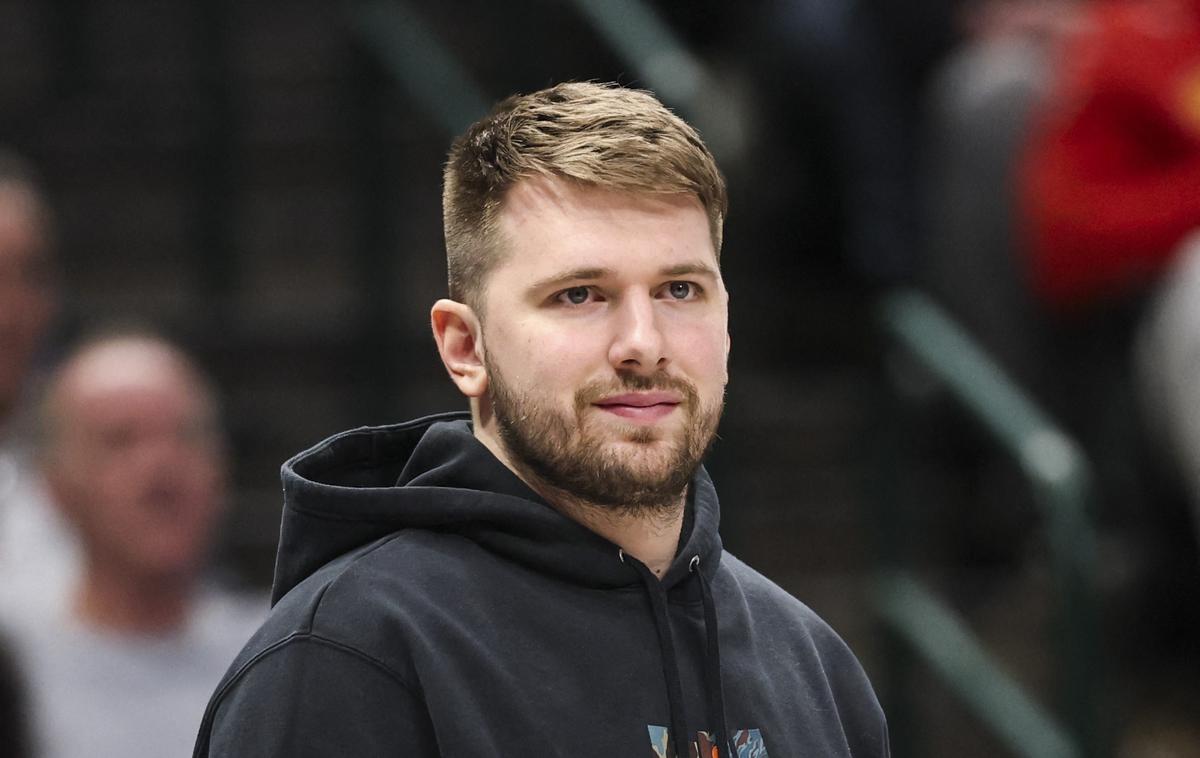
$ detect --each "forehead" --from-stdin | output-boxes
[494,176,716,273]
[58,342,206,422]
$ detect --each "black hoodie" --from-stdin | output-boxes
[193,414,889,757]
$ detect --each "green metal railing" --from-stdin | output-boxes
[875,572,1082,758]
[350,0,740,158]
[876,289,1103,757]
[351,1,490,136]
[562,0,707,105]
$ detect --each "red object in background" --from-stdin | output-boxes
[1019,0,1200,311]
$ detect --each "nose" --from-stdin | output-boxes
[607,293,666,375]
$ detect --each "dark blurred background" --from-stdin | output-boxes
[3,0,1199,755]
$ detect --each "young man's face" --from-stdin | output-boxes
[473,176,729,510]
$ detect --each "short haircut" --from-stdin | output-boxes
[442,82,727,311]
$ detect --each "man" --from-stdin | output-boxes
[4,333,262,758]
[0,149,80,615]
[196,82,888,757]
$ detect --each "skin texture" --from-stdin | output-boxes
[432,177,730,576]
[0,183,55,423]
[42,338,225,633]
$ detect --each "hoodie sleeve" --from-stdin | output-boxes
[195,635,439,757]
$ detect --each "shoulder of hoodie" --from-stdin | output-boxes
[717,552,877,684]
[221,534,875,694]
[720,555,889,747]
[215,527,511,686]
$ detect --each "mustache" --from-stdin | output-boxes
[573,371,699,411]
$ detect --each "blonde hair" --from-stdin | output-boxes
[443,82,727,310]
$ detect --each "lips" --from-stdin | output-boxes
[595,392,681,407]
[593,392,682,422]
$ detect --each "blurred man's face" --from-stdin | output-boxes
[0,183,55,420]
[474,177,729,511]
[46,340,225,582]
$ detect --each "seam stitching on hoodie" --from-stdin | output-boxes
[208,629,422,712]
[199,533,421,747]
[301,632,421,694]
[304,531,405,611]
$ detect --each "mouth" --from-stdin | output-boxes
[592,392,682,422]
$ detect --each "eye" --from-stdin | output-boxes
[665,281,699,300]
[555,285,596,305]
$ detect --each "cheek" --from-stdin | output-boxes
[95,467,143,516]
[492,323,596,388]
[74,479,139,544]
[674,325,729,384]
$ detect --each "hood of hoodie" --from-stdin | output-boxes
[271,412,724,604]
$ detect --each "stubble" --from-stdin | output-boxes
[486,358,722,516]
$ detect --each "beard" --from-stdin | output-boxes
[486,358,723,515]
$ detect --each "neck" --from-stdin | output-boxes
[73,562,195,636]
[555,493,686,579]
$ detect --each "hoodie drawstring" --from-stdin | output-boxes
[694,558,731,757]
[624,550,731,758]
[626,552,692,758]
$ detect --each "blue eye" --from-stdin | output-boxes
[560,286,592,305]
[667,281,694,299]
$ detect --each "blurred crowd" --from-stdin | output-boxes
[0,158,264,757]
[921,0,1200,751]
[1,0,1200,756]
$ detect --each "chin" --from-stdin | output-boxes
[600,433,671,455]
[612,447,679,477]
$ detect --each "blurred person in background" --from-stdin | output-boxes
[913,0,1087,586]
[1018,0,1200,746]
[1020,0,1200,311]
[1018,0,1200,555]
[1019,0,1200,553]
[1,332,263,758]
[0,148,80,617]
[1139,235,1200,552]
[922,0,1080,391]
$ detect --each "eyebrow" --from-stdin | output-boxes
[527,267,613,294]
[660,261,720,279]
[526,261,720,294]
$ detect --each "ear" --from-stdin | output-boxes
[431,299,488,398]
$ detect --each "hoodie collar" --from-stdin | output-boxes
[272,414,723,604]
